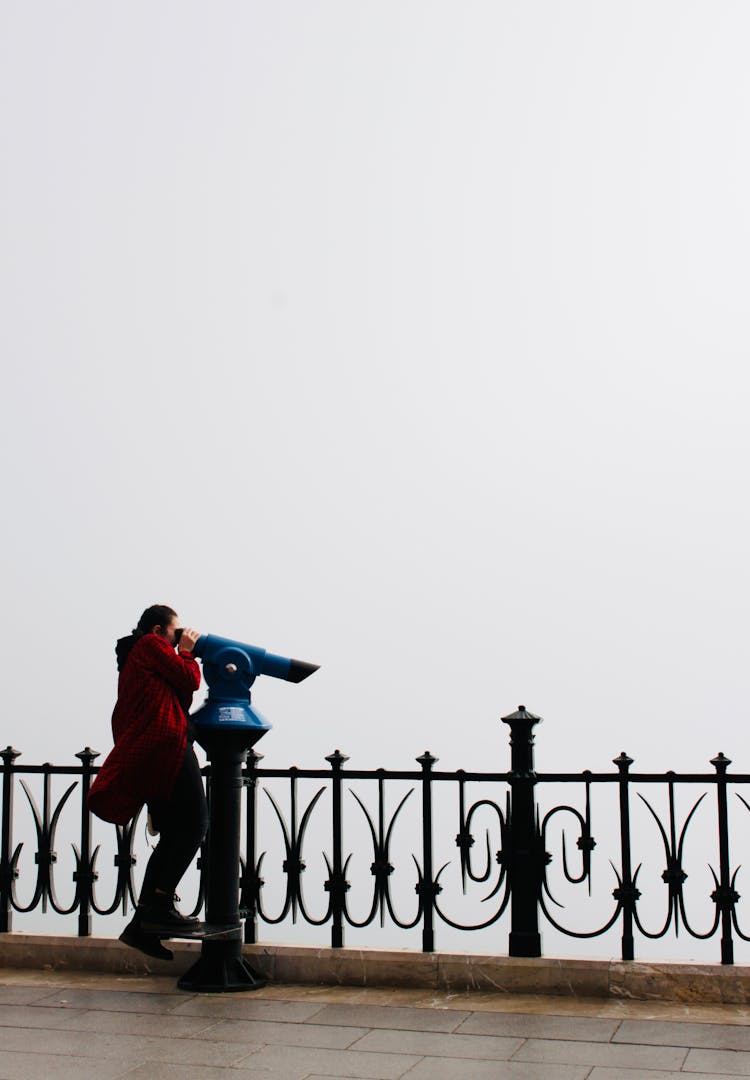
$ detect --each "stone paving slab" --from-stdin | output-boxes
[308,1004,470,1032]
[119,1064,289,1080]
[0,985,65,1007]
[510,1036,687,1070]
[615,1017,750,1050]
[588,1072,723,1080]
[0,1050,134,1080]
[684,1047,750,1074]
[349,1028,524,1060]
[171,995,326,1022]
[49,1007,221,1037]
[33,987,187,1013]
[401,1059,591,1079]
[0,1003,91,1029]
[200,1018,370,1050]
[456,1010,620,1041]
[0,1025,260,1068]
[236,1044,423,1078]
[0,1002,218,1037]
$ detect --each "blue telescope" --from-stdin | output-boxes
[177,631,318,993]
[186,632,319,737]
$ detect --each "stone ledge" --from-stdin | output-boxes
[0,933,748,1003]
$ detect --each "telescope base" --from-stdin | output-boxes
[177,940,267,993]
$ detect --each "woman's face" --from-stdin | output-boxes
[155,614,180,644]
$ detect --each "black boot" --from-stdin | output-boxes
[138,891,200,935]
[119,915,174,961]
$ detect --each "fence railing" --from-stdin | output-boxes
[2,706,749,963]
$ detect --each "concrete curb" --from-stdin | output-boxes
[1,933,748,1003]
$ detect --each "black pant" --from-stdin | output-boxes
[139,744,209,904]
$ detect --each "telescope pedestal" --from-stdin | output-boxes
[177,934,263,993]
[178,738,266,993]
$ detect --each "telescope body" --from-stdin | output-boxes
[189,633,319,736]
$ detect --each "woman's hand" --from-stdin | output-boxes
[177,627,201,653]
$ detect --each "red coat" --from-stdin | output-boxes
[88,633,201,825]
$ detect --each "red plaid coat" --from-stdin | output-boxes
[87,633,201,824]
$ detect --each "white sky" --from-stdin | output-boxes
[2,1,750,779]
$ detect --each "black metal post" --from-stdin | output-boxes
[191,767,209,922]
[75,747,99,937]
[39,766,52,913]
[417,751,438,953]
[242,750,262,945]
[114,821,138,914]
[502,706,542,957]
[0,747,19,933]
[613,752,637,961]
[712,752,736,965]
[326,750,349,948]
[178,733,267,992]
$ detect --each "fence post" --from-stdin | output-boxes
[242,750,262,945]
[613,752,638,960]
[417,751,438,952]
[325,750,349,948]
[0,747,20,932]
[502,706,543,957]
[75,747,99,937]
[711,752,736,965]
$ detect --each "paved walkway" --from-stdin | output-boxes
[1,968,750,1079]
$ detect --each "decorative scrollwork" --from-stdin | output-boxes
[430,781,511,931]
[255,781,327,926]
[347,782,420,929]
[634,788,718,940]
[90,811,142,915]
[536,781,621,939]
[12,777,77,914]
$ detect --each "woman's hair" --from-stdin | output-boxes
[134,604,178,637]
[115,604,178,672]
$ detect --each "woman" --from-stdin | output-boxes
[88,604,209,958]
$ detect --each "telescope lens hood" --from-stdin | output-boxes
[287,659,320,683]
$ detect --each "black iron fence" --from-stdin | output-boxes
[2,706,750,964]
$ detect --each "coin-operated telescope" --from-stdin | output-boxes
[178,631,319,995]
[185,632,319,744]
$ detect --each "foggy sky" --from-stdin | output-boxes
[1,1,749,782]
